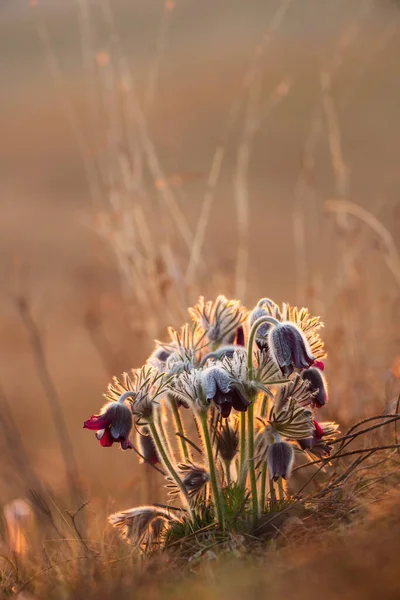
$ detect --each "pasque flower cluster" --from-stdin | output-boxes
[83,295,338,546]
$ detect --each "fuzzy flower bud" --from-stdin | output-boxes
[201,366,250,418]
[216,421,239,462]
[301,367,328,407]
[267,441,294,480]
[268,322,314,376]
[84,401,133,450]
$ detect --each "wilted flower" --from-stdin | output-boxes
[268,322,315,376]
[301,367,328,408]
[84,401,133,449]
[189,295,247,346]
[267,441,294,480]
[137,426,159,465]
[201,366,250,418]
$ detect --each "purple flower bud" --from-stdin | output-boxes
[84,401,133,450]
[216,421,239,462]
[267,441,294,480]
[301,367,328,408]
[268,322,314,376]
[201,366,250,418]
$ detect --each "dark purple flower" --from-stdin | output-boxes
[201,366,250,418]
[301,367,328,408]
[84,401,133,450]
[268,322,314,376]
[267,441,294,480]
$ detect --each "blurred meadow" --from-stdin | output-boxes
[1,0,400,597]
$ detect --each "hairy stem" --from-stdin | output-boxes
[169,396,190,461]
[224,460,231,486]
[246,319,279,520]
[269,478,277,506]
[277,477,285,502]
[247,316,279,380]
[247,399,259,520]
[148,419,192,513]
[198,411,225,532]
[239,412,247,486]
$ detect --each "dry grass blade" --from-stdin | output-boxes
[325,199,400,288]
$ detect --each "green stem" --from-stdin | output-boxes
[155,405,170,455]
[246,317,279,518]
[148,419,192,513]
[247,400,259,520]
[224,460,231,486]
[269,478,277,506]
[169,396,190,461]
[277,477,285,503]
[198,411,225,532]
[239,412,247,486]
[247,316,279,380]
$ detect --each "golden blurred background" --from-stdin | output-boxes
[0,0,399,511]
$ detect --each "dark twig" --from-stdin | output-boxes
[294,444,400,473]
[132,445,165,476]
[66,501,94,554]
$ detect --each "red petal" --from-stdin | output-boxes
[313,420,325,440]
[84,413,111,431]
[313,360,325,371]
[99,428,114,447]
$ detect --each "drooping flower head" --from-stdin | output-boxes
[267,441,294,480]
[249,298,280,350]
[189,295,247,347]
[201,365,250,418]
[268,322,315,376]
[84,400,133,450]
[301,367,328,407]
